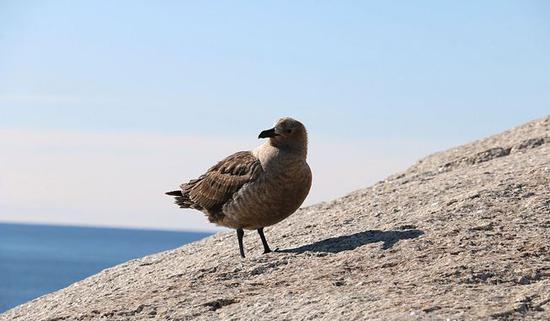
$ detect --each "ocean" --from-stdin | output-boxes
[0,223,212,313]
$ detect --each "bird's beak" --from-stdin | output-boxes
[258,128,279,139]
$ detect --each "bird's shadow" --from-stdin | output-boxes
[280,229,424,254]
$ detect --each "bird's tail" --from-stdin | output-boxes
[165,190,194,209]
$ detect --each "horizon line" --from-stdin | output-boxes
[0,220,221,234]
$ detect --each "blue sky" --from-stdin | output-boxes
[1,1,548,231]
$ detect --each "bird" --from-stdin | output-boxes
[166,117,312,258]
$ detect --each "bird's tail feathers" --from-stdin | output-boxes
[165,190,196,209]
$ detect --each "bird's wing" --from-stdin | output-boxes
[181,151,263,211]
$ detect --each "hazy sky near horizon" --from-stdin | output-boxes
[1,1,549,231]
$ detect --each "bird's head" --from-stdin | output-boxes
[258,117,308,156]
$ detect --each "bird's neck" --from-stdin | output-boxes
[268,138,308,160]
[253,141,307,171]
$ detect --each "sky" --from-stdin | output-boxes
[1,1,549,231]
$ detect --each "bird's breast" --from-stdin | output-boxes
[221,160,312,229]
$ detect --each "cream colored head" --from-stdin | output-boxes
[258,117,308,157]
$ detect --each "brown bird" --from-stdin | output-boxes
[166,117,312,258]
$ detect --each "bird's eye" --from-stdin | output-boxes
[285,129,292,134]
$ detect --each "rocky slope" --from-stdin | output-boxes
[2,116,549,321]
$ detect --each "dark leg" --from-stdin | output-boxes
[236,228,245,258]
[257,228,272,254]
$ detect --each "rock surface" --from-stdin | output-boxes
[2,117,549,321]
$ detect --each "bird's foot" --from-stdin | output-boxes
[263,248,280,254]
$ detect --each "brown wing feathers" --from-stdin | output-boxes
[167,151,262,219]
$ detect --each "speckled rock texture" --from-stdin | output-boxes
[2,116,549,321]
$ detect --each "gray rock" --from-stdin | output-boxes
[2,116,549,321]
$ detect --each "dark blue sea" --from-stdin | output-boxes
[0,223,212,313]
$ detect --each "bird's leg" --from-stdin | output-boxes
[257,228,272,254]
[236,228,245,258]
